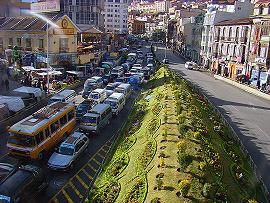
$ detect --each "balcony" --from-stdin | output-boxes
[59,48,69,53]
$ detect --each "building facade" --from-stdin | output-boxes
[103,0,128,34]
[128,19,145,34]
[61,0,104,31]
[213,18,252,80]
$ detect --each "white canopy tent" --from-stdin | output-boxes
[66,71,84,78]
[36,71,62,76]
[0,96,25,112]
[13,86,42,97]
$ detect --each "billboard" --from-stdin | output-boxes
[30,0,60,13]
[212,0,236,5]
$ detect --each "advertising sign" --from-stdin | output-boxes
[30,0,60,13]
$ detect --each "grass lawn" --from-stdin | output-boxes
[87,66,266,203]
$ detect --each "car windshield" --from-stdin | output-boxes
[0,165,13,183]
[89,93,99,99]
[104,100,117,107]
[8,132,35,147]
[58,144,74,155]
[106,86,114,90]
[82,116,97,124]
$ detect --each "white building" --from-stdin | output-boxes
[103,0,128,34]
[155,0,172,13]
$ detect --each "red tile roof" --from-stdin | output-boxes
[216,18,253,26]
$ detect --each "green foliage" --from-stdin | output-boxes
[156,177,163,190]
[178,124,189,135]
[178,153,192,172]
[160,157,165,167]
[200,161,207,171]
[176,105,183,114]
[178,180,191,197]
[203,183,212,197]
[194,131,200,140]
[177,141,187,153]
[178,114,185,124]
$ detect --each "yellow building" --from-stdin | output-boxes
[0,14,81,67]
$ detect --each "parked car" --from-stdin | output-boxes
[0,163,17,185]
[47,132,89,171]
[76,100,97,120]
[0,165,48,203]
[185,61,197,70]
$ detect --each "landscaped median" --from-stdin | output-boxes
[87,66,266,202]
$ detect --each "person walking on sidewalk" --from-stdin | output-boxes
[5,79,9,91]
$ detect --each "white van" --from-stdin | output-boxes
[111,66,124,78]
[84,76,103,88]
[48,89,76,105]
[79,104,112,135]
[88,88,106,103]
[114,83,132,100]
[104,93,125,116]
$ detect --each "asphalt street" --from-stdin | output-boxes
[155,43,270,191]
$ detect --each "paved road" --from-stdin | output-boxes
[155,44,270,191]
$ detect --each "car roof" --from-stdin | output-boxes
[62,132,85,146]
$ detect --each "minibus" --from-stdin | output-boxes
[48,90,76,105]
[79,104,112,134]
[88,88,106,103]
[104,93,125,116]
[114,83,132,100]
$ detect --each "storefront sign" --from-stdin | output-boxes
[260,47,266,57]
[54,28,74,35]
[255,57,266,64]
[35,54,48,63]
[30,0,60,13]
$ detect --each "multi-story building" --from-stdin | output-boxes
[61,0,104,31]
[201,0,254,69]
[128,19,145,34]
[213,18,253,80]
[155,0,172,13]
[145,20,156,36]
[249,0,270,88]
[191,13,205,64]
[103,0,128,34]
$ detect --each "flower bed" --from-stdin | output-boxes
[137,140,157,174]
[205,145,223,182]
[230,163,254,197]
[155,92,163,101]
[117,136,136,153]
[124,177,147,203]
[222,142,243,165]
[147,117,160,135]
[92,180,120,203]
[213,185,231,203]
[105,153,129,180]
[152,102,162,116]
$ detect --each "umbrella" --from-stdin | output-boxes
[102,64,111,69]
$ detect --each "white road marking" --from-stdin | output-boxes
[255,124,270,139]
[231,106,239,111]
[249,102,256,110]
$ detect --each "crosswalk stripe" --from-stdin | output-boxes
[76,176,88,189]
[82,168,93,180]
[92,157,101,165]
[62,189,73,202]
[88,163,97,172]
[97,152,104,158]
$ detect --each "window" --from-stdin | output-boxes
[16,38,21,47]
[8,38,13,47]
[68,109,74,121]
[59,38,68,53]
[115,0,120,2]
[108,0,113,2]
[44,127,50,138]
[38,38,44,49]
[101,112,106,120]
[35,131,44,145]
[60,115,67,126]
[26,38,31,47]
[75,140,85,152]
[50,120,59,134]
[259,5,264,15]
[236,27,239,38]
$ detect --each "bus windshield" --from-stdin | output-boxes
[104,100,117,108]
[89,93,99,99]
[8,132,35,147]
[115,89,124,94]
[82,116,97,124]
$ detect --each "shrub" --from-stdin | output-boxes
[156,177,163,190]
[247,199,258,203]
[178,180,191,197]
[177,141,187,153]
[194,132,200,139]
[178,124,189,136]
[178,114,185,124]
[199,161,207,171]
[151,197,160,203]
[202,183,212,197]
[178,153,192,172]
[176,105,183,114]
[160,157,165,167]
[163,108,167,114]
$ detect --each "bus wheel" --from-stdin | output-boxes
[38,151,44,160]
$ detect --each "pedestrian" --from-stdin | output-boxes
[43,85,48,96]
[5,79,9,91]
[7,69,10,78]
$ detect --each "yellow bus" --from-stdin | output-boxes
[6,102,76,160]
